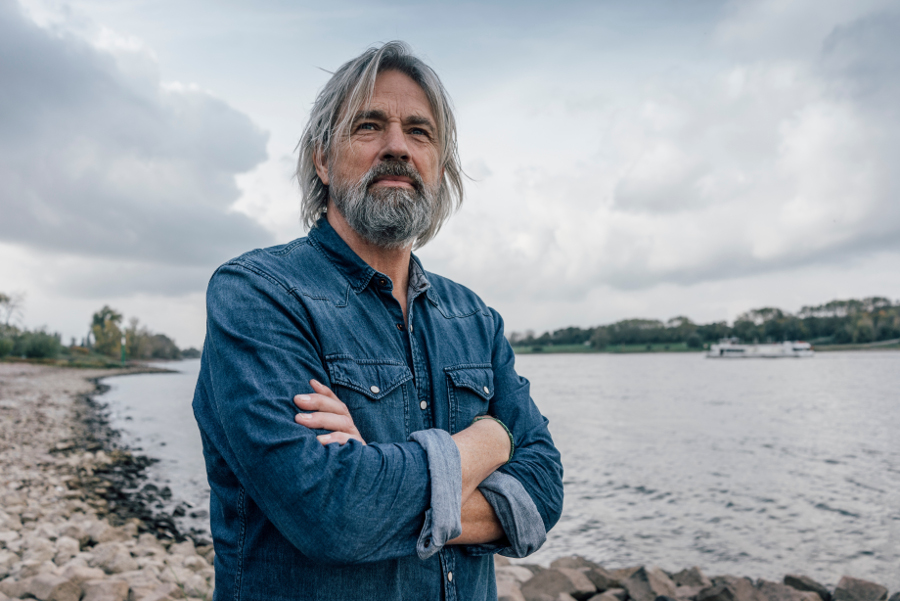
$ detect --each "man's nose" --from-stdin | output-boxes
[379,123,410,162]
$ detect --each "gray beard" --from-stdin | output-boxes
[330,162,438,249]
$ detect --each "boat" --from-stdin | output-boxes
[707,337,814,358]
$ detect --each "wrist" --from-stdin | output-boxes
[471,416,513,465]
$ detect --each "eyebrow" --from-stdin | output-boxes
[352,109,436,131]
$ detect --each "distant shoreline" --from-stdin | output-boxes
[512,340,900,355]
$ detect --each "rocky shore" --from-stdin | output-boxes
[0,363,214,601]
[0,363,896,601]
[494,556,898,601]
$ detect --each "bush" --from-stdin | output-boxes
[14,329,62,359]
[686,333,702,349]
[0,337,13,358]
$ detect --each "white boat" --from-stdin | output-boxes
[707,338,814,358]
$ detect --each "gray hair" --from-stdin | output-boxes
[297,41,464,248]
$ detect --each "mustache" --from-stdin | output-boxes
[360,161,425,193]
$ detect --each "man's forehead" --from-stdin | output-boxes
[346,70,436,125]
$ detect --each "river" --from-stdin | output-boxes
[99,351,900,589]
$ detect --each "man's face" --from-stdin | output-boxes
[315,70,443,248]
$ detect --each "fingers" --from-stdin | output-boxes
[316,432,357,446]
[310,379,340,401]
[293,390,350,417]
[294,410,357,434]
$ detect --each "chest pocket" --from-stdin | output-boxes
[445,365,494,434]
[326,356,413,444]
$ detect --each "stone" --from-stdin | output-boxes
[887,594,899,601]
[54,536,81,566]
[497,566,537,586]
[182,573,210,599]
[833,577,888,601]
[784,575,831,601]
[181,555,209,572]
[700,577,764,601]
[521,568,597,601]
[82,578,130,601]
[756,580,822,601]
[0,532,19,546]
[622,567,678,601]
[0,588,9,601]
[585,567,621,591]
[27,573,82,601]
[60,566,105,592]
[588,592,627,601]
[673,568,712,589]
[551,556,602,571]
[91,542,139,574]
[58,525,89,547]
[611,567,642,582]
[0,575,33,599]
[498,578,527,601]
[133,581,184,601]
[676,585,707,600]
[168,541,196,557]
[0,551,18,579]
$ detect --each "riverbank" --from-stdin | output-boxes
[0,363,895,601]
[0,363,214,600]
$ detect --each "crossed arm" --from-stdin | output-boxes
[294,379,508,545]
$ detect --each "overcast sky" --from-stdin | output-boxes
[2,0,899,349]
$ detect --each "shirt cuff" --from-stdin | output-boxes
[408,429,462,559]
[464,470,546,558]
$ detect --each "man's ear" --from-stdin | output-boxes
[313,147,330,186]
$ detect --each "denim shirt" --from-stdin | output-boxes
[192,217,564,601]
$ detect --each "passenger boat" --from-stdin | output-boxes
[707,338,814,358]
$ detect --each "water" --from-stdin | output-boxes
[100,353,900,589]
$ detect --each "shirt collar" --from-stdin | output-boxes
[307,214,433,297]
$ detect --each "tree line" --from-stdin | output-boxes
[0,293,199,361]
[508,297,900,350]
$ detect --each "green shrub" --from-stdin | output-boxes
[14,329,62,359]
[0,337,13,358]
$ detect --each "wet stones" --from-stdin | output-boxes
[494,558,894,601]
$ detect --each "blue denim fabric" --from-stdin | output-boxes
[192,216,564,600]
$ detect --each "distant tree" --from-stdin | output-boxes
[181,347,202,359]
[0,292,25,327]
[91,306,123,357]
[686,333,702,349]
[13,328,61,359]
[590,328,610,349]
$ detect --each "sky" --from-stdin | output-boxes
[2,0,899,349]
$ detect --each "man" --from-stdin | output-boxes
[193,41,563,600]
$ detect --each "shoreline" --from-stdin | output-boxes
[0,363,895,601]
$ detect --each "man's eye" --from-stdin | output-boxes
[357,123,377,131]
[410,128,430,137]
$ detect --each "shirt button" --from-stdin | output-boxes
[420,400,427,410]
[423,538,430,548]
[370,385,380,394]
[396,323,405,331]
[483,386,490,394]
[447,571,453,582]
[378,278,387,286]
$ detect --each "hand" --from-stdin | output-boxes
[294,380,366,446]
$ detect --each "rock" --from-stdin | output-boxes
[700,577,764,601]
[0,575,33,599]
[58,525,89,548]
[91,542,139,574]
[551,556,602,570]
[168,541,195,557]
[54,536,81,566]
[498,578,527,601]
[182,573,210,598]
[588,592,627,601]
[622,567,678,601]
[0,552,17,579]
[887,594,899,601]
[82,578,130,601]
[181,555,209,572]
[521,568,597,601]
[586,567,621,591]
[677,585,708,600]
[497,566,537,586]
[0,588,9,601]
[612,567,642,582]
[784,576,831,601]
[0,532,19,546]
[833,577,888,601]
[495,555,512,568]
[132,581,183,601]
[673,568,712,589]
[756,580,822,601]
[28,573,82,601]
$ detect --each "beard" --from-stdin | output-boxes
[329,161,439,249]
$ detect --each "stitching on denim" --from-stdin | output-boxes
[234,486,246,601]
[269,238,307,256]
[307,231,373,293]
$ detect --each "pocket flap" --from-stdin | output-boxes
[326,356,413,401]
[445,366,494,401]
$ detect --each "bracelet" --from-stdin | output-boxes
[471,415,515,464]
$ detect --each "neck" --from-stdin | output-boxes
[326,201,412,318]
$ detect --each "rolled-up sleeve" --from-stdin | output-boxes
[408,429,462,558]
[464,471,546,557]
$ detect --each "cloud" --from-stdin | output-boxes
[0,0,272,291]
[422,0,900,307]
